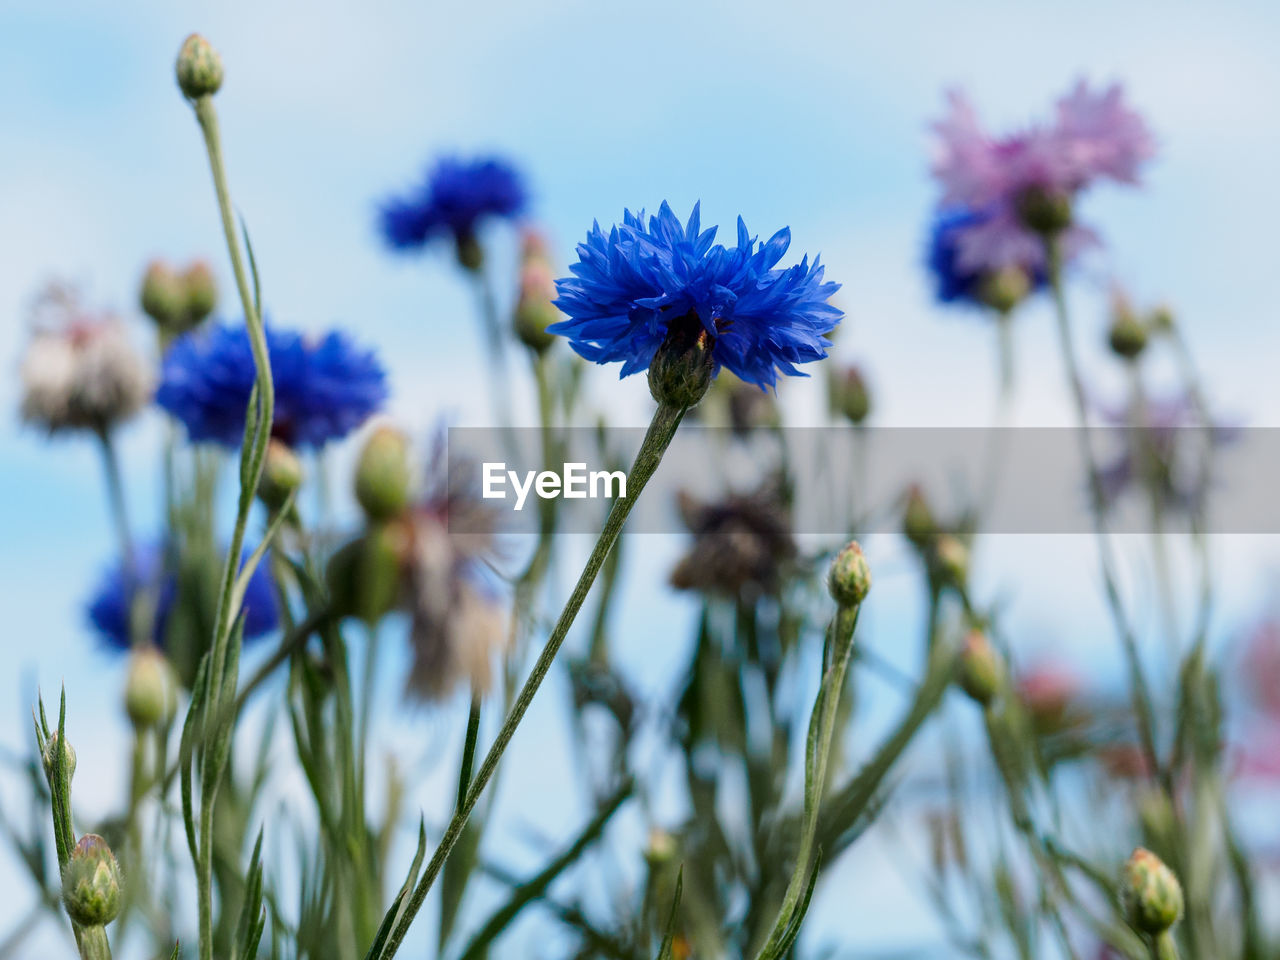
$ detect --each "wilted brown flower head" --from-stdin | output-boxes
[669,478,795,598]
[404,442,510,701]
[19,283,151,435]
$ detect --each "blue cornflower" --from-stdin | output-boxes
[550,202,842,391]
[87,543,278,651]
[927,206,1045,309]
[156,323,387,448]
[379,155,527,251]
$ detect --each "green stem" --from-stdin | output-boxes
[1152,930,1180,960]
[1044,237,1161,786]
[753,603,860,960]
[378,401,687,958]
[77,926,112,960]
[189,92,275,960]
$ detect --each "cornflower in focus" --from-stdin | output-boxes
[551,202,841,391]
[379,154,527,269]
[156,322,387,447]
[930,80,1154,274]
[19,283,151,436]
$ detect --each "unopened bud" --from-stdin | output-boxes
[831,366,872,425]
[258,439,304,512]
[957,630,1003,706]
[355,426,413,522]
[1121,847,1183,935]
[1108,302,1148,361]
[175,34,223,99]
[326,521,411,625]
[975,266,1032,314]
[1016,186,1073,236]
[183,261,217,324]
[124,647,180,728]
[42,730,77,784]
[932,534,969,587]
[827,541,872,607]
[649,316,714,409]
[645,828,679,866]
[62,835,123,928]
[1148,304,1175,334]
[514,231,559,353]
[140,261,186,328]
[903,485,936,547]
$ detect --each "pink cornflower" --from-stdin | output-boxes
[930,80,1154,274]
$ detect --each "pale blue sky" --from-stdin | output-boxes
[3,1,1280,955]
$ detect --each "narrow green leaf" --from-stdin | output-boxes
[655,866,684,960]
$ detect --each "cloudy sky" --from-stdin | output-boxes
[3,0,1279,954]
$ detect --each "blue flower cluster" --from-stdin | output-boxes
[156,323,387,448]
[87,543,278,651]
[380,155,526,250]
[550,202,841,390]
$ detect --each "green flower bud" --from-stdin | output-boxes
[124,648,179,728]
[183,261,218,324]
[355,426,413,522]
[514,230,560,353]
[644,827,679,866]
[902,485,936,547]
[1015,185,1073,236]
[957,630,1003,706]
[649,316,714,409]
[1148,304,1175,334]
[931,534,969,588]
[326,521,410,626]
[140,260,186,329]
[827,541,871,607]
[1108,304,1148,361]
[62,834,122,928]
[42,730,76,784]
[1121,847,1183,935]
[974,265,1032,314]
[831,366,872,425]
[175,34,223,99]
[258,439,304,512]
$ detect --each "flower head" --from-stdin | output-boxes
[930,81,1154,274]
[669,479,796,598]
[551,202,841,391]
[1094,389,1238,513]
[926,207,1045,310]
[379,155,527,253]
[87,542,278,651]
[20,284,151,435]
[156,323,386,448]
[402,443,510,700]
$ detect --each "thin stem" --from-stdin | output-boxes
[753,603,859,960]
[77,927,112,960]
[96,428,134,575]
[1044,237,1161,786]
[1153,931,1180,960]
[189,92,275,960]
[378,401,687,958]
[471,267,516,435]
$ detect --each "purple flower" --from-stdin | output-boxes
[930,81,1154,274]
[1093,390,1237,513]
